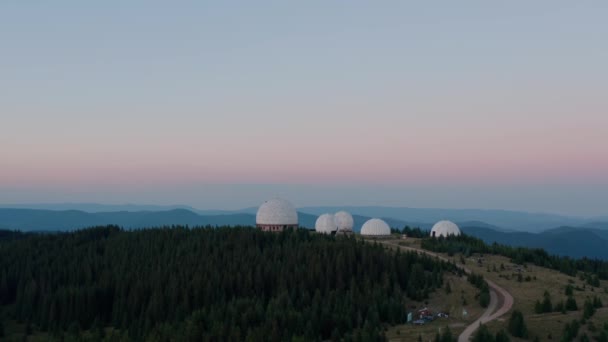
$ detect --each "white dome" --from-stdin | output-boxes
[334,211,354,232]
[430,220,461,238]
[256,198,298,226]
[361,218,391,236]
[315,214,338,234]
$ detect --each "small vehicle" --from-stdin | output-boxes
[413,319,426,326]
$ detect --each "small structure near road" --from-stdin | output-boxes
[413,319,426,326]
[417,307,432,318]
[410,307,450,326]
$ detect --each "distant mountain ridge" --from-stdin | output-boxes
[460,225,608,260]
[2,203,606,232]
[298,206,595,232]
[0,208,256,231]
[0,203,201,213]
[2,207,608,259]
[0,208,406,233]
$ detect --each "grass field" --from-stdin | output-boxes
[378,238,489,342]
[383,272,483,342]
[393,237,608,341]
[459,253,608,340]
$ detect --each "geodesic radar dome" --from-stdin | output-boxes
[360,218,391,236]
[430,220,461,238]
[315,213,338,234]
[256,198,298,226]
[334,211,354,232]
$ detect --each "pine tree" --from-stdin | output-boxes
[440,326,455,342]
[562,319,580,341]
[507,310,528,338]
[541,290,552,312]
[566,296,578,311]
[479,291,490,308]
[495,330,510,342]
[593,295,603,308]
[472,325,495,342]
[583,299,596,319]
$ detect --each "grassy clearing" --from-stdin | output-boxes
[384,273,480,341]
[418,241,608,341]
[380,239,488,342]
[463,253,608,325]
[390,237,608,341]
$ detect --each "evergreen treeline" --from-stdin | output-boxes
[434,326,456,342]
[472,325,511,342]
[0,226,456,341]
[401,227,427,239]
[467,273,490,308]
[420,234,608,280]
[507,310,528,339]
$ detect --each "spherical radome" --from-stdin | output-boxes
[361,218,391,236]
[256,198,298,226]
[334,211,354,232]
[430,220,461,238]
[315,213,337,234]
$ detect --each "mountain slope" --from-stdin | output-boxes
[461,225,608,259]
[0,208,258,231]
[4,204,606,232]
[2,208,608,259]
[0,208,414,232]
[298,206,586,232]
[0,209,107,231]
[0,203,199,212]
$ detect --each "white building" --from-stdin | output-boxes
[430,220,461,238]
[334,211,354,235]
[361,218,391,237]
[256,198,298,232]
[315,213,338,234]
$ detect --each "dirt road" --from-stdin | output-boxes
[457,278,513,342]
[379,240,513,342]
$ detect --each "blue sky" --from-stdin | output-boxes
[1,2,607,215]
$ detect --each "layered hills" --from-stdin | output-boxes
[1,205,607,259]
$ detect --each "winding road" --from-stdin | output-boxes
[379,240,514,342]
[457,278,513,342]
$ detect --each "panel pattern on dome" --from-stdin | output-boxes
[334,211,354,231]
[256,198,298,225]
[361,218,391,236]
[315,213,337,234]
[429,220,461,238]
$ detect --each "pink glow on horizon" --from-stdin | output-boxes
[2,58,607,188]
[3,140,607,187]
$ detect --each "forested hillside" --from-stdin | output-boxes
[459,226,608,259]
[421,234,608,281]
[0,226,456,341]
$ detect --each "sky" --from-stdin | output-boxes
[1,2,607,216]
